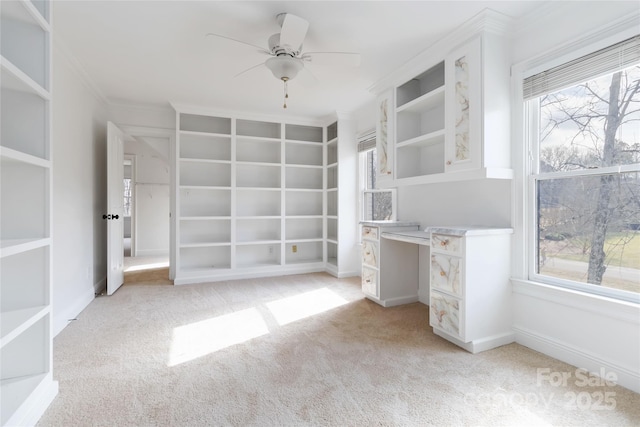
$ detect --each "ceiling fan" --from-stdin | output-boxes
[207,13,361,108]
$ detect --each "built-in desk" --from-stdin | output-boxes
[362,222,515,353]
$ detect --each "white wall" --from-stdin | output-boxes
[52,41,110,335]
[124,137,170,257]
[510,3,640,393]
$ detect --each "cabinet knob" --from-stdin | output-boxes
[446,160,452,165]
[440,239,449,246]
[440,271,446,276]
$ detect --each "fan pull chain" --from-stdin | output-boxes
[283,77,289,109]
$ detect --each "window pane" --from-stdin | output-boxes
[364,191,393,221]
[537,172,640,293]
[539,66,640,172]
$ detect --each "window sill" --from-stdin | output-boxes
[511,278,640,324]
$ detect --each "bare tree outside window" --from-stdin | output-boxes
[536,65,640,293]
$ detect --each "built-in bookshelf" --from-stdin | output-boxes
[174,109,330,284]
[0,0,58,425]
[325,121,339,270]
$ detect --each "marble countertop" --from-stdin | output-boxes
[360,220,420,228]
[426,226,513,236]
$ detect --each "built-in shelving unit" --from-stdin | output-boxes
[325,121,339,270]
[0,0,58,425]
[395,61,446,179]
[174,109,330,284]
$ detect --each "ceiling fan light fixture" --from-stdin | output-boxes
[265,55,304,81]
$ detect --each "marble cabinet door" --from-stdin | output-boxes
[430,254,462,296]
[430,291,462,338]
[361,267,378,297]
[362,240,379,268]
[376,89,394,184]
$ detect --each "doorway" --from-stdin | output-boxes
[118,126,174,282]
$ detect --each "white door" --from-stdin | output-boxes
[107,122,125,295]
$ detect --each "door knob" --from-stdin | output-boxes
[102,214,120,220]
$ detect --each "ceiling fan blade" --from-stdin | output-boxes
[302,52,361,67]
[206,33,271,56]
[234,61,267,78]
[278,13,309,51]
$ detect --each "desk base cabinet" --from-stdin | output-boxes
[429,228,514,353]
[361,223,420,307]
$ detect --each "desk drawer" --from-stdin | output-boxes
[430,254,462,296]
[430,291,462,339]
[362,240,378,267]
[362,267,378,297]
[431,234,462,254]
[362,226,379,241]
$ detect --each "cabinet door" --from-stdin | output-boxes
[445,37,481,173]
[362,226,379,240]
[361,240,379,268]
[430,291,462,339]
[376,89,394,183]
[362,267,378,297]
[430,254,462,296]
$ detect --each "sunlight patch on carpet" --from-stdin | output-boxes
[125,261,169,272]
[169,308,269,366]
[266,287,348,326]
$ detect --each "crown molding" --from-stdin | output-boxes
[368,8,515,95]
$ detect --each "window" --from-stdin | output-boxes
[525,36,640,301]
[123,178,132,217]
[358,131,396,222]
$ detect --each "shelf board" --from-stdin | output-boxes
[180,216,231,221]
[327,137,338,145]
[285,164,323,170]
[285,215,323,219]
[0,56,50,99]
[236,160,281,167]
[2,0,50,31]
[0,306,49,349]
[236,240,281,246]
[285,188,323,192]
[1,373,48,426]
[396,129,446,148]
[180,130,230,138]
[179,242,231,248]
[0,146,50,168]
[327,238,338,244]
[326,188,338,193]
[236,186,281,191]
[235,134,281,142]
[285,139,323,146]
[396,85,445,114]
[284,258,324,265]
[395,167,514,187]
[180,158,231,165]
[179,185,231,191]
[0,238,49,258]
[285,238,323,244]
[236,261,282,269]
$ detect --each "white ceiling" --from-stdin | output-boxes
[54,1,544,119]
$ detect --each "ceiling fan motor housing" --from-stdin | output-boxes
[268,33,301,57]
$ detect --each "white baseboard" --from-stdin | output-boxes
[53,284,98,337]
[514,324,640,393]
[5,373,58,427]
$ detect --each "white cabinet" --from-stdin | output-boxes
[360,222,420,307]
[174,108,332,284]
[381,22,512,185]
[428,227,513,353]
[0,0,58,425]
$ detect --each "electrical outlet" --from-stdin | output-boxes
[292,245,297,253]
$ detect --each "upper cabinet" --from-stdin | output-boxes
[373,13,513,186]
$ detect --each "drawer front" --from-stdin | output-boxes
[431,234,462,254]
[361,267,378,297]
[362,226,379,241]
[361,240,379,268]
[430,291,462,339]
[430,254,462,296]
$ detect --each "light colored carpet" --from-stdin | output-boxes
[39,273,639,426]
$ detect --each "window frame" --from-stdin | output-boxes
[357,145,396,224]
[520,35,640,304]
